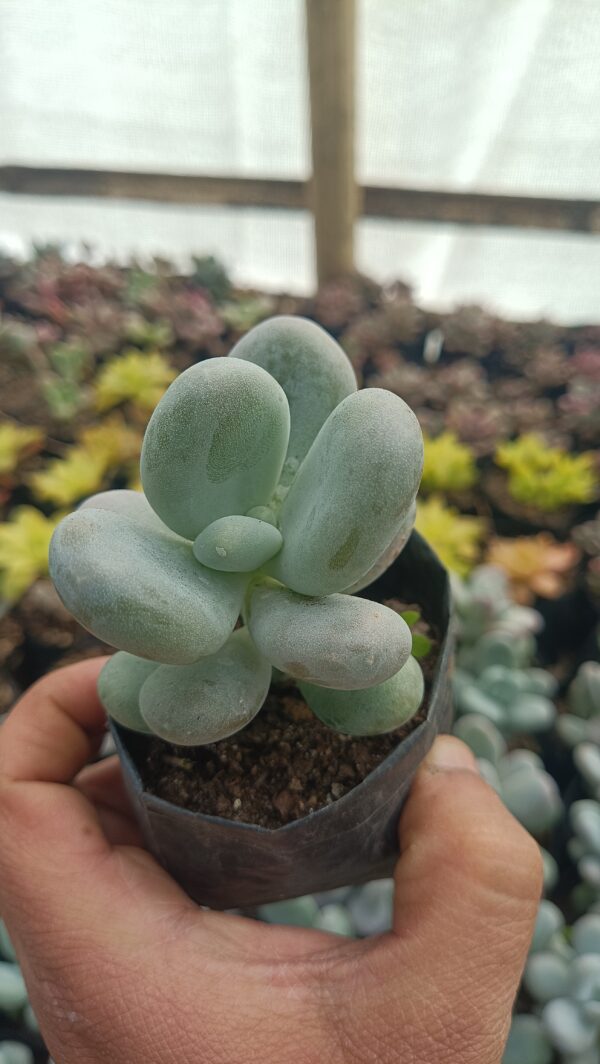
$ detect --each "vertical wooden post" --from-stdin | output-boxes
[306,0,357,285]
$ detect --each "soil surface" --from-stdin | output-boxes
[141,601,437,829]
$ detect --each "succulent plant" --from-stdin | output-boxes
[570,801,600,897]
[190,255,232,304]
[439,304,497,359]
[0,424,44,478]
[414,496,486,577]
[557,663,600,750]
[452,565,542,648]
[94,350,176,412]
[444,398,511,457]
[453,653,556,737]
[0,507,61,603]
[420,431,478,494]
[454,715,562,836]
[0,1042,34,1064]
[495,434,598,512]
[518,911,600,1062]
[486,533,581,605]
[49,317,426,745]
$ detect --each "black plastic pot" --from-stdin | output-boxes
[111,531,454,910]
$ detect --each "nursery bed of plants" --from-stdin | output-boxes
[0,247,599,1063]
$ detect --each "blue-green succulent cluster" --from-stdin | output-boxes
[452,567,557,737]
[49,317,425,745]
[0,920,35,1064]
[559,663,600,801]
[505,910,600,1064]
[454,714,562,838]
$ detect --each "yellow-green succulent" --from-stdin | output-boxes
[0,506,61,601]
[94,350,176,412]
[28,448,108,507]
[421,431,477,494]
[495,434,598,511]
[0,423,44,476]
[415,495,486,577]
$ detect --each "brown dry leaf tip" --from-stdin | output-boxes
[485,533,581,605]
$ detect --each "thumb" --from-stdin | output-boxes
[376,735,543,1063]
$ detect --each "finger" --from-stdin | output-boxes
[0,657,109,783]
[365,736,543,1063]
[75,757,144,847]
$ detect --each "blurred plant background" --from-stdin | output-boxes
[0,250,598,1061]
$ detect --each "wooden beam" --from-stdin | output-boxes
[1,166,600,234]
[306,0,357,282]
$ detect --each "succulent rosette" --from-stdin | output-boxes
[50,317,425,745]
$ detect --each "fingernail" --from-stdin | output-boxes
[424,735,479,773]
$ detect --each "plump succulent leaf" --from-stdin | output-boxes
[139,629,271,745]
[342,501,416,594]
[525,952,571,1003]
[269,389,423,596]
[98,652,157,732]
[541,997,598,1055]
[453,713,507,764]
[503,1015,552,1064]
[193,515,282,573]
[247,583,412,689]
[230,316,357,466]
[80,488,183,539]
[141,358,290,539]
[300,655,424,736]
[49,507,245,664]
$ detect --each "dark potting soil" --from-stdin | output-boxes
[141,601,437,829]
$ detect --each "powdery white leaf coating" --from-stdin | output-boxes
[141,357,290,540]
[80,489,185,541]
[193,515,282,573]
[343,501,416,594]
[269,389,424,596]
[230,316,357,466]
[247,584,412,689]
[49,508,246,664]
[300,655,424,736]
[139,629,271,745]
[98,652,158,732]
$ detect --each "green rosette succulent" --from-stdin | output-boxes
[49,317,425,745]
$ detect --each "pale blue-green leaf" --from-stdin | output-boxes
[141,357,290,539]
[313,905,356,937]
[193,515,282,572]
[572,914,600,955]
[0,963,28,1012]
[342,501,416,594]
[230,315,357,466]
[453,714,507,765]
[531,901,565,952]
[300,655,424,736]
[542,998,597,1055]
[139,629,271,745]
[247,584,412,689]
[269,389,423,595]
[347,880,394,935]
[0,1042,34,1064]
[509,695,556,733]
[571,802,600,855]
[500,759,562,837]
[98,652,158,732]
[258,897,320,927]
[525,953,571,1003]
[502,1015,552,1064]
[80,489,184,540]
[50,508,245,664]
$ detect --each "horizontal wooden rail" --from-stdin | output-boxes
[2,166,600,234]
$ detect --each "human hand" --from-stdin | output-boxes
[0,660,542,1064]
